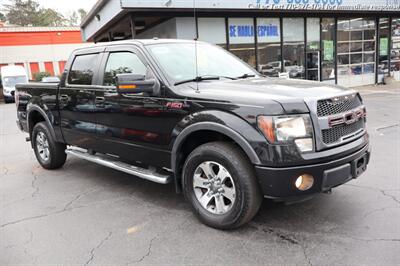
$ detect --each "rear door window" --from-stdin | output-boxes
[103,52,147,86]
[68,54,99,85]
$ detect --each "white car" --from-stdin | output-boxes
[41,76,61,83]
[1,65,28,103]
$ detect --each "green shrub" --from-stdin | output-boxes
[33,72,51,81]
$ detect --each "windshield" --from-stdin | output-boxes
[146,43,258,84]
[3,76,28,87]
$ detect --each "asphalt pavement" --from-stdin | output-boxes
[1,83,399,265]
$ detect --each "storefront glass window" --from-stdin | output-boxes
[337,18,376,87]
[391,18,400,78]
[321,18,336,83]
[198,18,227,48]
[228,18,256,68]
[283,18,305,79]
[378,18,390,80]
[306,18,320,81]
[257,18,281,77]
[307,18,320,51]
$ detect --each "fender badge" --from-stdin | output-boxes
[166,102,184,109]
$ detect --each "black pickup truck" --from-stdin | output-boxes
[15,39,370,229]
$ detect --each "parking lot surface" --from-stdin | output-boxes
[1,83,399,265]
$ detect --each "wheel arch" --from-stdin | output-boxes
[171,122,261,193]
[27,106,56,146]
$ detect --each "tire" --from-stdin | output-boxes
[182,141,262,230]
[32,122,67,170]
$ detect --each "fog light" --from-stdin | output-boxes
[295,174,314,191]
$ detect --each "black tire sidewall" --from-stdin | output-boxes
[183,143,255,229]
[32,122,64,169]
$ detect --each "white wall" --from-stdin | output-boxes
[0,43,92,64]
[0,43,92,79]
[136,18,178,39]
[176,18,196,40]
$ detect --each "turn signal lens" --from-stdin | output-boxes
[118,84,137,89]
[295,138,313,153]
[257,116,275,143]
[295,174,314,191]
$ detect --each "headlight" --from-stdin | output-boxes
[257,115,314,152]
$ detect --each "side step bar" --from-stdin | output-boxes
[65,148,171,184]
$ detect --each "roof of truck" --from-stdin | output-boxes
[73,39,200,52]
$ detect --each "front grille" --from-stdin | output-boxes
[317,95,362,117]
[322,119,365,145]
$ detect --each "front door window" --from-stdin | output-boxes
[103,52,147,86]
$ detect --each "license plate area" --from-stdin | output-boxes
[352,154,368,178]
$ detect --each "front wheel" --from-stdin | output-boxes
[183,142,262,230]
[32,122,67,169]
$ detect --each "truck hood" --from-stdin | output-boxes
[175,77,356,114]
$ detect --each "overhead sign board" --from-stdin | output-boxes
[122,0,400,11]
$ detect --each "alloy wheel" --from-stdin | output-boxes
[193,161,236,215]
[36,132,50,162]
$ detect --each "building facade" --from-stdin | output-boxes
[81,0,400,87]
[0,27,91,80]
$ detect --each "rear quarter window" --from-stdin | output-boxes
[68,54,99,85]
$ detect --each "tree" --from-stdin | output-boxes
[0,12,5,21]
[68,11,79,26]
[77,8,87,24]
[37,8,66,26]
[4,0,41,26]
[4,0,66,26]
[33,71,51,82]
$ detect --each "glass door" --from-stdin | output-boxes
[282,18,305,79]
[337,18,376,87]
[306,18,320,81]
[378,18,390,82]
[391,18,400,80]
[306,51,320,81]
[321,18,336,84]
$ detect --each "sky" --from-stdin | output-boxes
[0,0,98,16]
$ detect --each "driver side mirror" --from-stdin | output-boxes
[115,73,157,94]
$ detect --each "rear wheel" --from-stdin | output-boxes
[183,142,262,229]
[32,122,67,169]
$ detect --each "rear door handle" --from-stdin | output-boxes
[95,97,105,105]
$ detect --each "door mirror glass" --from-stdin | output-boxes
[116,73,156,94]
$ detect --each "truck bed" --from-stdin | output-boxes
[16,82,59,91]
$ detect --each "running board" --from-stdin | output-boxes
[65,148,171,184]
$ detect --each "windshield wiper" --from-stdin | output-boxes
[236,73,256,79]
[174,75,236,86]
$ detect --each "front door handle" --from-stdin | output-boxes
[59,94,69,102]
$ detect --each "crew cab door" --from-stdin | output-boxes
[58,49,103,149]
[93,45,170,167]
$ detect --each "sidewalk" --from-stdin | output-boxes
[354,78,400,95]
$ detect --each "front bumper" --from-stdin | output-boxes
[3,90,15,98]
[255,143,371,201]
